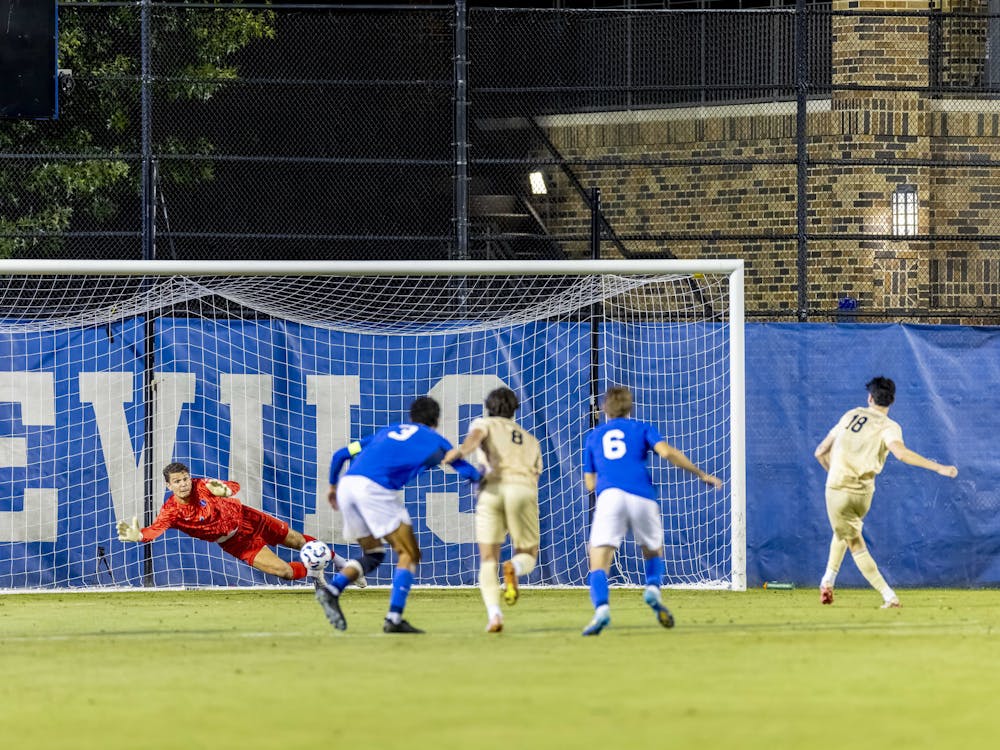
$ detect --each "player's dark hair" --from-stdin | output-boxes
[162,462,190,482]
[409,396,440,428]
[866,376,896,407]
[603,386,633,418]
[485,387,519,418]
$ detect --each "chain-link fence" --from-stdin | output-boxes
[2,2,1000,322]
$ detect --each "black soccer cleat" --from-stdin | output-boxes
[643,588,675,629]
[654,604,675,629]
[383,618,424,634]
[314,580,347,631]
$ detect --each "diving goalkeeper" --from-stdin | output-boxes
[116,461,362,585]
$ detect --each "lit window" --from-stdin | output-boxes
[528,171,547,195]
[892,184,917,236]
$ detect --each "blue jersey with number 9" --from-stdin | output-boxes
[583,418,664,500]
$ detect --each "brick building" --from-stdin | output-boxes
[521,1,1000,321]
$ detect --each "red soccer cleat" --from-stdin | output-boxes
[820,585,834,605]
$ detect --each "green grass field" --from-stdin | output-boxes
[2,587,998,750]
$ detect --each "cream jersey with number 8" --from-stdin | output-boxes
[468,416,542,487]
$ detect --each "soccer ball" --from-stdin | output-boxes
[299,540,332,571]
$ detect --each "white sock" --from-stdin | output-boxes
[511,552,536,577]
[821,568,837,588]
[595,604,611,619]
[644,585,662,604]
[331,552,348,570]
[487,605,502,620]
[385,611,401,625]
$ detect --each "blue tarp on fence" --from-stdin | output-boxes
[746,324,1000,588]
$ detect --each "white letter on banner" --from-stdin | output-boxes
[80,372,142,529]
[0,372,57,542]
[305,375,360,543]
[425,375,506,543]
[219,374,271,510]
[152,373,196,477]
[80,372,194,527]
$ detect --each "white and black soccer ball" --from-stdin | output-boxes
[299,540,333,571]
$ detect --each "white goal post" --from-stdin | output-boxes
[0,259,745,591]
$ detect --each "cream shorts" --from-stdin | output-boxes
[475,481,540,548]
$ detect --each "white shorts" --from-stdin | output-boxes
[336,474,412,542]
[589,487,663,551]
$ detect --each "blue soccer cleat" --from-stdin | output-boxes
[581,611,611,636]
[643,588,675,629]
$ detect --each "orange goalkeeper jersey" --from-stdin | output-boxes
[140,479,243,543]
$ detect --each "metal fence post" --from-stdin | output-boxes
[140,0,155,586]
[453,0,469,260]
[795,0,809,321]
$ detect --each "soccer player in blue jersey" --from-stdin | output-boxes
[314,396,481,634]
[581,386,723,636]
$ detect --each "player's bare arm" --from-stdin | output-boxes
[443,426,487,464]
[814,433,835,471]
[327,483,339,509]
[888,440,958,477]
[654,441,723,488]
[584,472,597,492]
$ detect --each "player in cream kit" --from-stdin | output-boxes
[814,376,958,608]
[446,387,542,633]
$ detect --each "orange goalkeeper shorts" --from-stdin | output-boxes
[219,506,290,565]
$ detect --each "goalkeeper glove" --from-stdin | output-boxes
[117,516,142,543]
[204,478,233,497]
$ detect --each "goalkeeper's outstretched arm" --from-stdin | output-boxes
[116,516,142,542]
[116,506,172,543]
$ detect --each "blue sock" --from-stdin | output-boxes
[644,556,665,588]
[588,569,609,609]
[388,567,414,615]
[330,572,350,594]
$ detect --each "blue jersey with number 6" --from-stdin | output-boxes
[583,417,665,500]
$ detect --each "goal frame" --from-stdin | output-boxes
[0,258,746,591]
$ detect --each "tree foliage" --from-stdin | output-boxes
[0,2,275,258]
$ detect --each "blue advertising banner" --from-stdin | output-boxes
[0,320,995,588]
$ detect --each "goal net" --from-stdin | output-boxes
[0,259,745,590]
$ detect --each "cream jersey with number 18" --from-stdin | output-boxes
[825,406,903,493]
